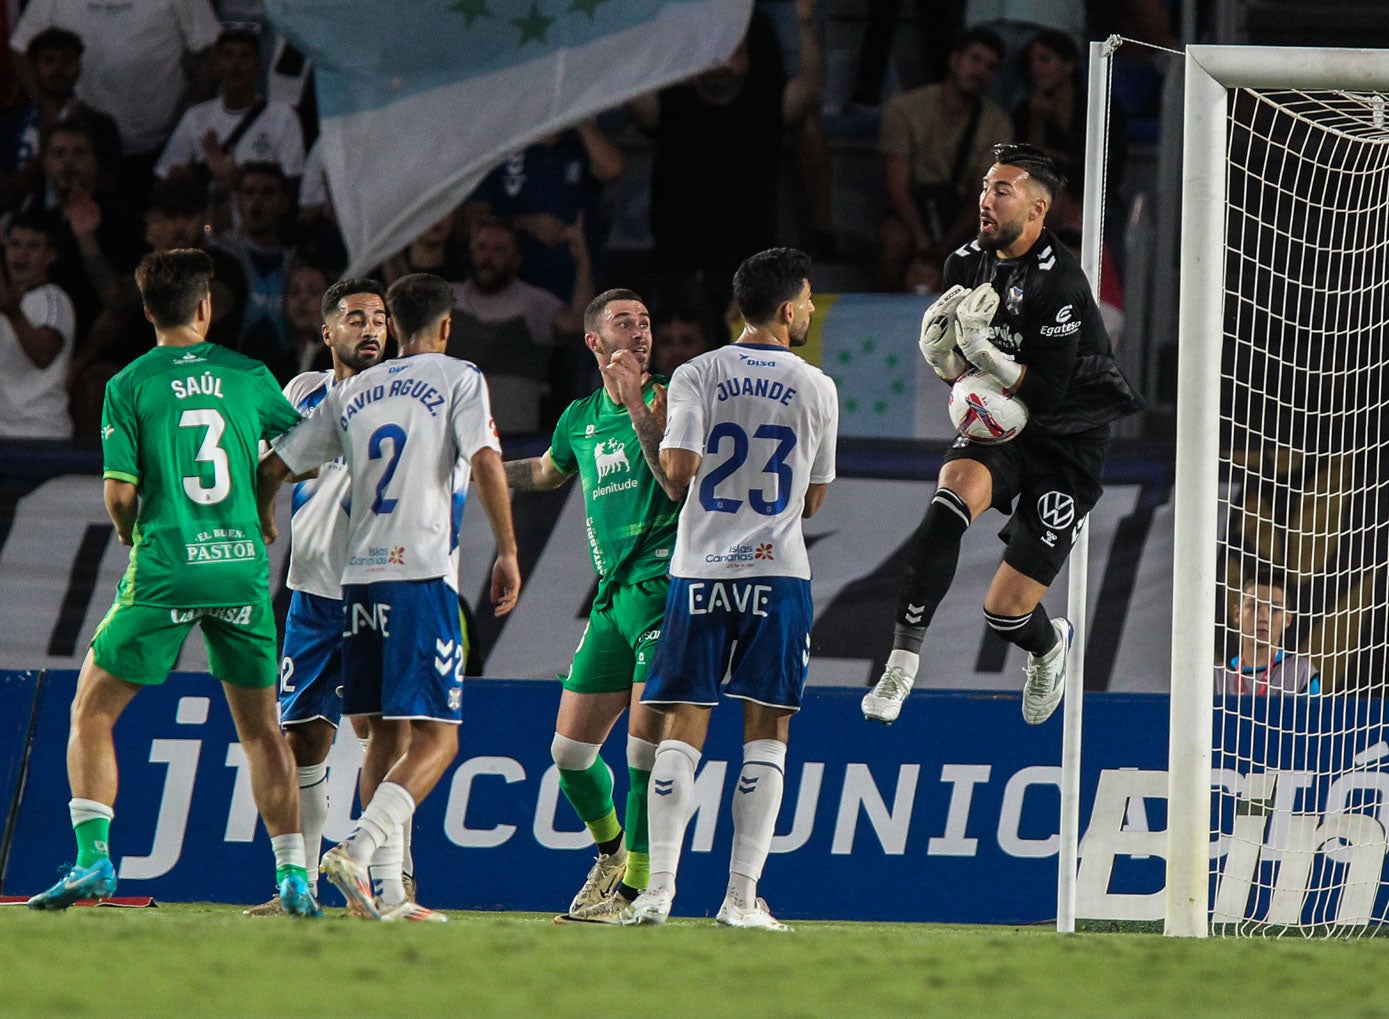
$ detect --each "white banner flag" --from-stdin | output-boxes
[266,0,754,274]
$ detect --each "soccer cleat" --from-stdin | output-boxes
[555,889,629,925]
[1022,617,1073,725]
[862,665,914,724]
[321,844,382,920]
[278,872,323,918]
[27,857,117,910]
[716,896,793,932]
[568,846,627,915]
[379,900,447,922]
[621,886,673,926]
[243,896,284,917]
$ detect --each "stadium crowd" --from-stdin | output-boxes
[0,0,1164,445]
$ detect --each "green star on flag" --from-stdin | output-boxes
[512,1,556,44]
[447,0,493,27]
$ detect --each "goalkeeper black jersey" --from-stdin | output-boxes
[943,228,1144,438]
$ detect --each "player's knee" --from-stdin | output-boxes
[552,732,601,771]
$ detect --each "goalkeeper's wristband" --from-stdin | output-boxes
[963,341,1022,389]
[926,347,967,383]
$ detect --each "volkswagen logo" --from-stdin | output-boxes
[1037,491,1075,529]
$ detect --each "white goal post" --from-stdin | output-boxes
[1168,45,1389,937]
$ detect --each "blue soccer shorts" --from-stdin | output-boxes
[642,576,813,711]
[340,578,465,723]
[278,590,345,728]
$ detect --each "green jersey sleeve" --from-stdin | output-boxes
[254,364,305,440]
[548,401,578,474]
[101,371,139,484]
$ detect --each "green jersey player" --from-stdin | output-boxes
[27,249,319,917]
[505,288,683,923]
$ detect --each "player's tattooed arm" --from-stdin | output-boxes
[604,349,684,501]
[504,453,570,492]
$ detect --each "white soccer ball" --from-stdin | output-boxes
[948,367,1028,444]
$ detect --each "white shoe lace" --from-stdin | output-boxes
[872,665,912,700]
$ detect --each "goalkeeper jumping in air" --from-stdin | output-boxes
[863,143,1142,726]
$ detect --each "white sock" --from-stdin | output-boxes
[271,832,307,873]
[645,740,701,895]
[728,739,787,909]
[887,649,919,679]
[370,825,407,906]
[69,798,114,826]
[297,762,329,885]
[342,781,415,865]
[402,820,414,882]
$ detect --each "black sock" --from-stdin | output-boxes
[616,882,639,902]
[894,487,972,652]
[984,606,1056,655]
[597,833,624,856]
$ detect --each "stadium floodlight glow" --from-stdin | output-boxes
[1168,45,1389,938]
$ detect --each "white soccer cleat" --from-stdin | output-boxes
[379,899,448,922]
[862,665,914,724]
[1022,617,1073,725]
[621,886,673,926]
[321,843,382,920]
[569,846,627,915]
[715,896,792,932]
[555,889,629,925]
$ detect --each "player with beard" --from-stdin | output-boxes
[504,288,682,923]
[623,247,838,931]
[243,277,386,915]
[862,142,1142,727]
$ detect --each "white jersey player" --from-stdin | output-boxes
[625,248,838,932]
[258,273,520,922]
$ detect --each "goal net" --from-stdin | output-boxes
[1168,47,1389,938]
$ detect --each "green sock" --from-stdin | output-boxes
[74,817,110,869]
[558,761,620,843]
[624,765,651,888]
[275,863,308,883]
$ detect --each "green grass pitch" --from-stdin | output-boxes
[3,903,1388,1017]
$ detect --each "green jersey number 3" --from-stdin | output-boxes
[179,408,231,504]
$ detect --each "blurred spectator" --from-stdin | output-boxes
[630,7,821,318]
[463,120,625,301]
[652,305,715,378]
[69,175,247,439]
[0,28,122,211]
[377,210,467,289]
[963,0,1085,108]
[10,0,221,201]
[283,260,332,375]
[297,137,331,222]
[211,161,294,379]
[0,209,75,439]
[1214,571,1320,696]
[155,24,305,189]
[449,216,591,435]
[16,120,142,342]
[848,0,965,106]
[876,27,1011,290]
[1012,30,1128,234]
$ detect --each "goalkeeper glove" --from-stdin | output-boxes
[954,283,1022,390]
[917,283,970,382]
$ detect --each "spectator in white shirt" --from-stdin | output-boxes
[0,209,76,439]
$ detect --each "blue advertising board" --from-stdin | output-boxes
[3,672,1387,926]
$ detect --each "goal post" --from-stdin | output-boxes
[1167,45,1389,938]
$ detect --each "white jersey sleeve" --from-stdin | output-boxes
[664,343,838,580]
[285,353,499,585]
[280,371,350,599]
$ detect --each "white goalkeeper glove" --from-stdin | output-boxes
[917,284,970,382]
[954,283,1022,390]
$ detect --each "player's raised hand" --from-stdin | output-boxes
[602,348,644,397]
[648,381,668,431]
[490,552,521,617]
[918,283,969,381]
[954,283,1020,389]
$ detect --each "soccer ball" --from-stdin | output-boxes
[948,368,1028,444]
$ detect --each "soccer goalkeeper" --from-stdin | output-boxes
[863,143,1142,726]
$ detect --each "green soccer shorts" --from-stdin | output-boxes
[563,575,669,694]
[90,598,279,689]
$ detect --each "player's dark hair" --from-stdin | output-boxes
[322,276,386,321]
[732,247,811,326]
[584,288,644,333]
[136,248,215,329]
[386,272,453,342]
[955,26,1006,62]
[991,142,1067,200]
[27,27,84,60]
